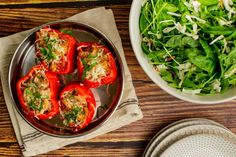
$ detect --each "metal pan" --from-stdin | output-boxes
[8,21,124,137]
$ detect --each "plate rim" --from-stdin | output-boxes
[143,118,227,157]
[150,124,236,157]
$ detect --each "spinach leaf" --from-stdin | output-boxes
[165,35,183,48]
[186,48,215,74]
[182,36,199,48]
[166,36,199,48]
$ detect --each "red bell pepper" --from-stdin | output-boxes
[59,83,96,131]
[16,64,60,120]
[77,42,117,88]
[35,27,77,74]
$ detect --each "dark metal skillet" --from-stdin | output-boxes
[8,21,124,137]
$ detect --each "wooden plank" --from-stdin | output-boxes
[0,0,132,8]
[0,0,107,5]
[1,4,236,157]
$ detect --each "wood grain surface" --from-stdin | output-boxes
[1,1,236,157]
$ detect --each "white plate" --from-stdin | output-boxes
[151,124,236,157]
[143,118,228,157]
[160,134,236,157]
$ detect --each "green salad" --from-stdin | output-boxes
[140,0,236,95]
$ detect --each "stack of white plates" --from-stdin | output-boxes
[143,118,236,157]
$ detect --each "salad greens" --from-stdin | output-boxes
[140,0,236,95]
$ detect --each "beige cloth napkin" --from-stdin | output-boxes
[0,7,143,156]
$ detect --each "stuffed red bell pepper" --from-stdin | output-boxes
[16,64,60,120]
[77,42,117,88]
[59,83,96,131]
[35,27,77,74]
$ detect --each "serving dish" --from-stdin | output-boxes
[129,0,236,104]
[8,21,124,137]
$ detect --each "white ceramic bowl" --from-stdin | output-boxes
[129,0,236,104]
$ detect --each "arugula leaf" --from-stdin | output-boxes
[160,69,174,83]
[198,0,218,6]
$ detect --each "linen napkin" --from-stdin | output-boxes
[0,7,143,156]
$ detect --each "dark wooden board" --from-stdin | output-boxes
[1,2,236,157]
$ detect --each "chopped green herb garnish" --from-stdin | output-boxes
[81,58,98,81]
[39,43,56,61]
[24,85,47,112]
[60,29,73,36]
[64,106,83,124]
[44,36,50,44]
[87,53,98,59]
[28,101,38,110]
[40,47,48,56]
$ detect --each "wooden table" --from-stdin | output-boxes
[1,1,236,156]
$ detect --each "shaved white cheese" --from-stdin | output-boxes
[192,0,201,13]
[223,0,236,13]
[212,79,221,93]
[222,0,236,19]
[184,0,201,13]
[185,15,194,23]
[142,37,151,42]
[223,39,230,53]
[142,37,153,52]
[178,62,192,80]
[192,23,198,35]
[86,64,107,82]
[184,2,192,8]
[182,88,202,95]
[167,12,181,17]
[218,18,233,26]
[148,31,162,39]
[225,67,236,78]
[155,64,167,72]
[163,26,176,33]
[185,33,199,40]
[185,15,206,24]
[40,99,52,114]
[209,35,224,45]
[159,20,175,24]
[163,22,199,40]
[175,22,186,34]
[53,44,65,53]
[178,62,196,87]
[184,23,199,40]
